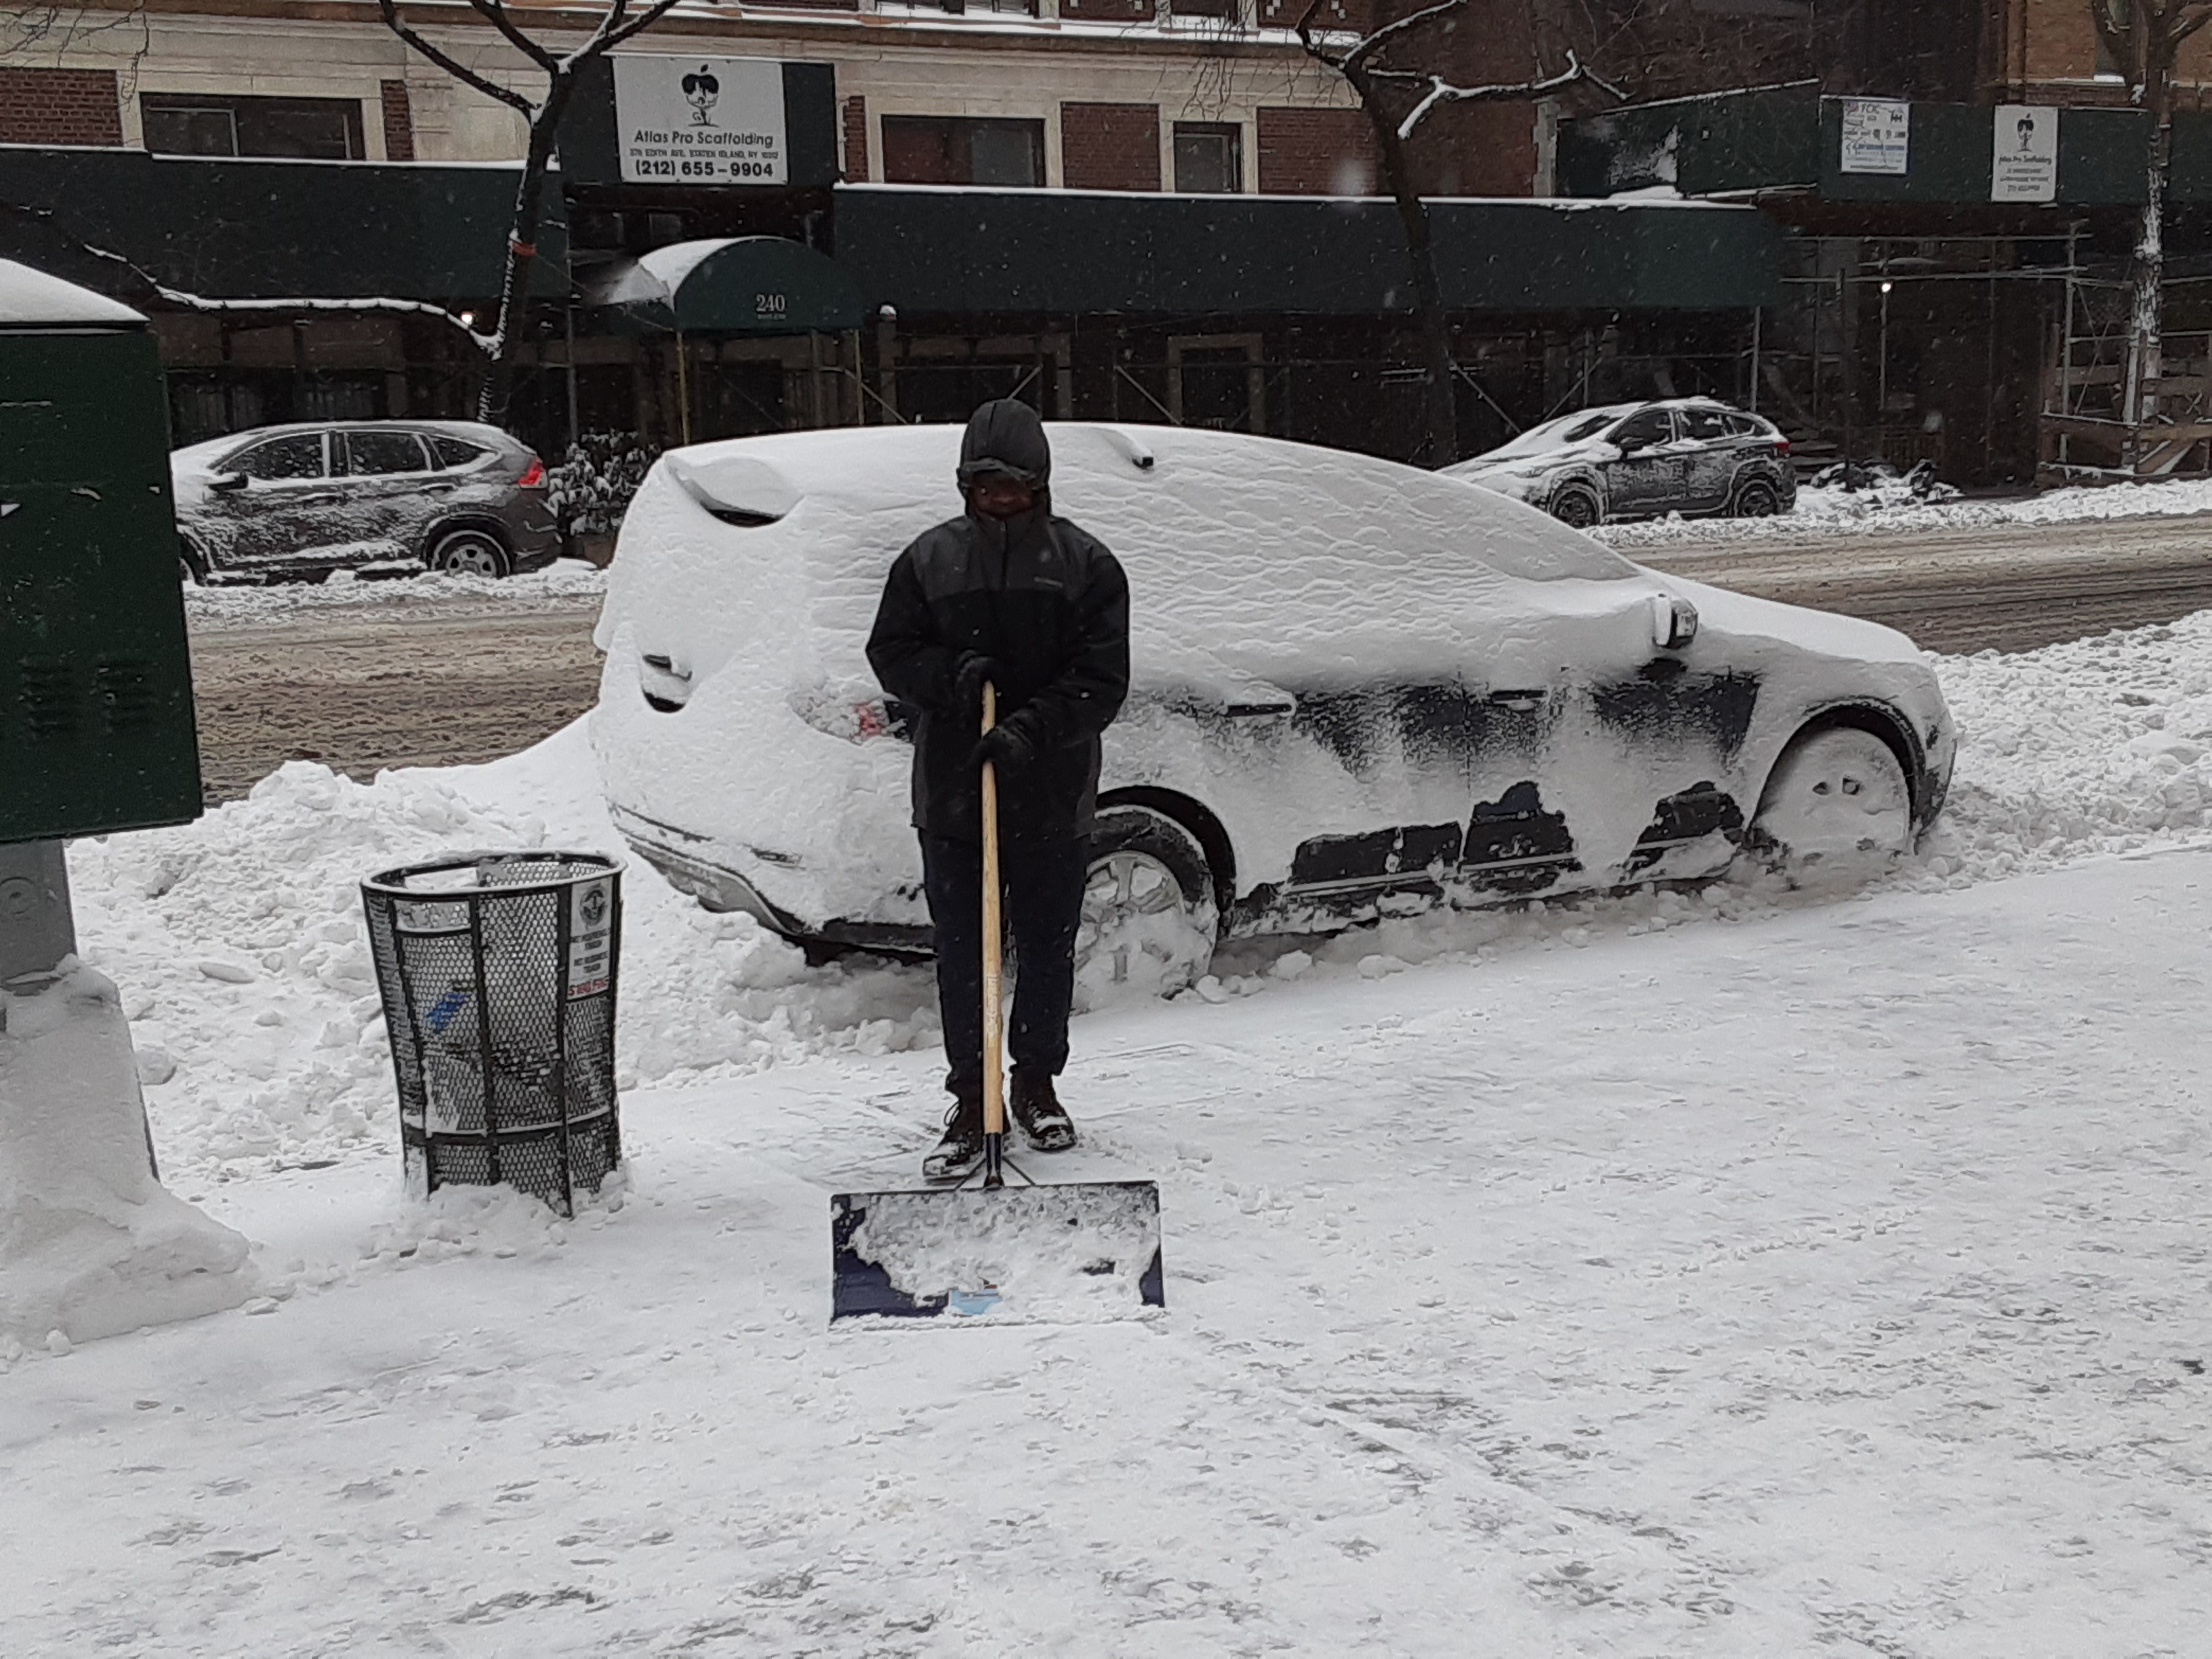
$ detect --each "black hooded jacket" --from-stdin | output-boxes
[866,402,1131,844]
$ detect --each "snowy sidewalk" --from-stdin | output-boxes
[5,846,2207,1656]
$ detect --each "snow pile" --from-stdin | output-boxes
[0,963,255,1347]
[1602,470,2212,549]
[66,730,935,1186]
[183,559,605,624]
[1920,612,2212,879]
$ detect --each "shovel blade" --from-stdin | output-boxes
[830,1180,1163,1326]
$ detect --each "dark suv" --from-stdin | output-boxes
[1446,398,1796,529]
[171,419,559,581]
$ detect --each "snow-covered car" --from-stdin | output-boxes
[590,424,1951,1002]
[1446,398,1796,529]
[170,419,560,582]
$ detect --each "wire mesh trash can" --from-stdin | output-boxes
[362,852,623,1216]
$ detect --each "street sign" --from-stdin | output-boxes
[612,54,788,186]
[1992,106,2059,203]
[1839,99,1910,176]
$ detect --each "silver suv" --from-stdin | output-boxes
[171,419,559,582]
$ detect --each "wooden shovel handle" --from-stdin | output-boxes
[980,682,1005,1140]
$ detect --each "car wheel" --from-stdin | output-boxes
[1732,478,1781,518]
[178,537,209,585]
[1074,806,1220,1010]
[428,527,510,577]
[1746,725,1913,884]
[1548,487,1601,530]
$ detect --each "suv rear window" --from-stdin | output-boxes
[1677,407,1732,442]
[342,431,430,475]
[432,436,489,468]
[229,433,325,480]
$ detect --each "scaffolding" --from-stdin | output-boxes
[2042,228,2212,480]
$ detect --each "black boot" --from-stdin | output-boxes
[1010,1069,1077,1152]
[922,1088,986,1183]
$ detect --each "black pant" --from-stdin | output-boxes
[921,833,1086,1098]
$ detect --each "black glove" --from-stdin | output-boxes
[971,721,1038,779]
[951,653,1001,722]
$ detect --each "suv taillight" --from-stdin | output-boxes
[1774,437,1792,457]
[517,455,546,488]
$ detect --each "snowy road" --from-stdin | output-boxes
[5,847,2208,1656]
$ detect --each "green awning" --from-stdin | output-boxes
[586,236,863,333]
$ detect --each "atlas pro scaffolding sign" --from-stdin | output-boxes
[613,55,787,184]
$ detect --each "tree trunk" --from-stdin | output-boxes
[478,79,571,425]
[1350,68,1457,466]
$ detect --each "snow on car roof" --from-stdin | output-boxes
[170,419,518,468]
[611,423,1639,695]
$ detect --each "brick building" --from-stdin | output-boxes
[0,0,1774,464]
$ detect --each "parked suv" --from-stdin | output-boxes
[589,424,1950,1006]
[171,419,559,581]
[1446,398,1796,529]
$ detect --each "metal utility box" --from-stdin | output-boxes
[0,260,203,844]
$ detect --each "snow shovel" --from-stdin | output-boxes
[830,683,1164,1326]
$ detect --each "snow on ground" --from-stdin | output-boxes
[8,605,2212,1650]
[53,607,2212,1193]
[4,840,2207,1654]
[182,558,606,624]
[1599,471,2212,550]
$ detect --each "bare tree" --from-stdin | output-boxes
[375,0,684,421]
[2089,0,2212,452]
[1298,1,1618,464]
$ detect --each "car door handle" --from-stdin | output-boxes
[1487,689,1547,712]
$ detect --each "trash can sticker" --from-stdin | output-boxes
[567,877,614,999]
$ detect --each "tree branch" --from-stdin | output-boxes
[1339,0,1470,77]
[468,0,560,75]
[1395,52,1620,142]
[598,0,687,56]
[2173,0,2212,46]
[376,0,533,114]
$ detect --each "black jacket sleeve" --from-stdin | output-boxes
[866,542,961,712]
[1004,536,1130,754]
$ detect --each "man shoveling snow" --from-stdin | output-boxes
[865,401,1131,1181]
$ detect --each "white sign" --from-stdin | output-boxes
[1839,99,1910,176]
[566,877,614,1000]
[613,55,787,185]
[1992,105,2059,203]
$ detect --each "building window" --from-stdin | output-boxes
[142,94,366,160]
[1174,122,1244,193]
[1167,333,1266,432]
[881,116,1046,187]
[1170,0,1242,18]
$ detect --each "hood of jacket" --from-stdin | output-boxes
[956,398,1052,488]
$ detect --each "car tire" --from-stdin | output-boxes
[1732,478,1782,518]
[428,526,511,578]
[1074,805,1221,1010]
[178,537,209,585]
[1548,486,1602,530]
[1745,725,1914,884]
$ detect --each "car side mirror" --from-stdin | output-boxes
[1650,592,1699,651]
[1614,435,1648,455]
[210,472,249,493]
